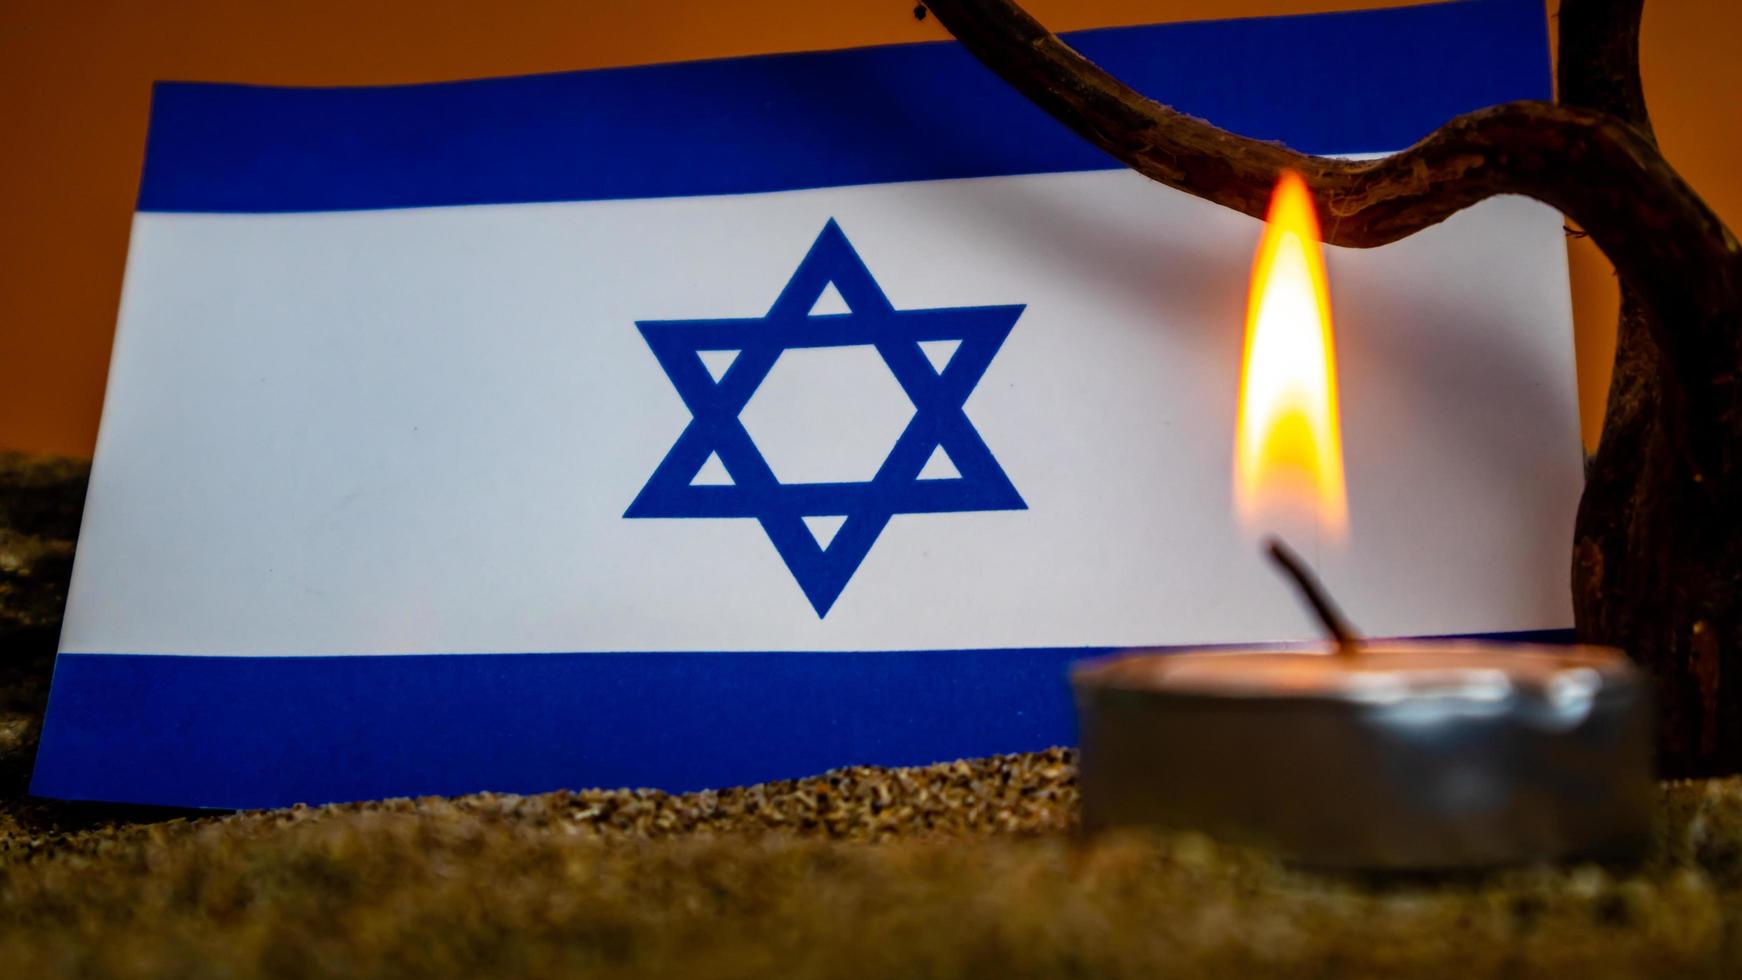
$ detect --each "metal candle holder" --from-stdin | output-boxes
[1071,541,1654,871]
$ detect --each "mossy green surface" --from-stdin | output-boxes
[6,742,1742,978]
[5,452,1742,977]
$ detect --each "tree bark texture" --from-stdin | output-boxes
[1559,0,1742,776]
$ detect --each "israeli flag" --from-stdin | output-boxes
[36,0,1579,808]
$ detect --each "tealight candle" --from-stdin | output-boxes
[1071,633,1652,870]
[1073,174,1654,870]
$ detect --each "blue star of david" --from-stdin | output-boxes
[625,220,1027,616]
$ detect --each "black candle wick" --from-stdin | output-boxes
[1264,537,1362,656]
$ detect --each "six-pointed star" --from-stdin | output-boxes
[626,220,1027,616]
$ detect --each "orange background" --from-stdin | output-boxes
[1,0,1735,456]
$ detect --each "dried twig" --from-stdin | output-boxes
[921,0,1739,471]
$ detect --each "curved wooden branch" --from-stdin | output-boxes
[921,0,1742,775]
[1558,0,1652,139]
[921,0,1740,470]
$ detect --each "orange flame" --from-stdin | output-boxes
[1233,172,1348,541]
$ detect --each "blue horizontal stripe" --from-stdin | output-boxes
[137,0,1548,213]
[32,630,1573,810]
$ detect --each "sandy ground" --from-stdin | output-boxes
[5,452,1742,977]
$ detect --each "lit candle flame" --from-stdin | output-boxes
[1233,172,1348,541]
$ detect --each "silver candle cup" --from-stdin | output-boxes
[1072,641,1653,871]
